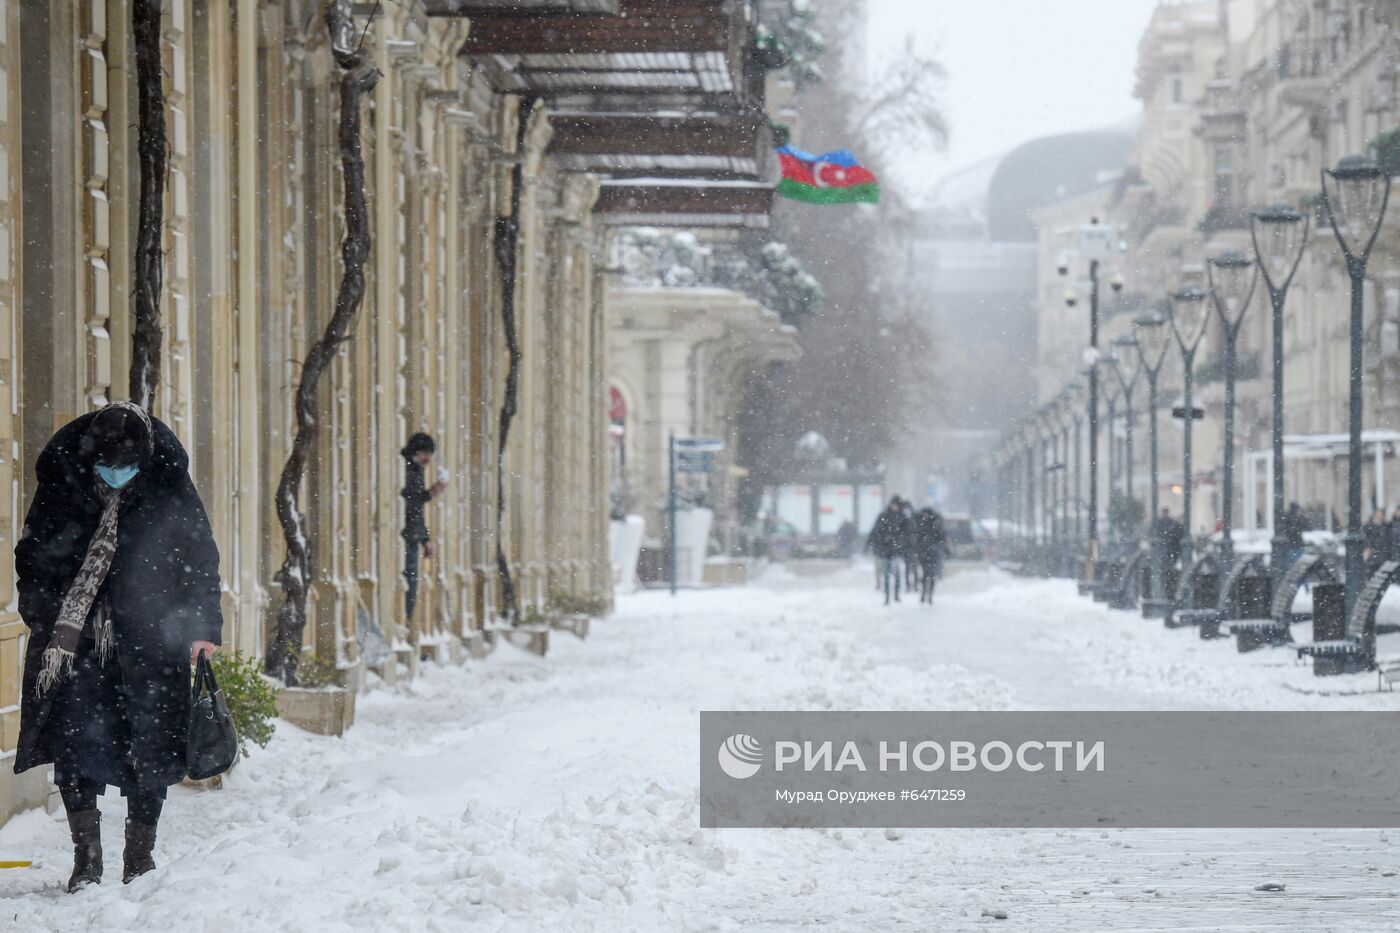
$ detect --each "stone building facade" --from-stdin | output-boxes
[0,0,779,825]
[1028,0,1399,541]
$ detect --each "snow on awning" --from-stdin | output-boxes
[1280,431,1400,460]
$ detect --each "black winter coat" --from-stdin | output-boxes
[914,512,950,566]
[13,412,223,790]
[866,510,905,559]
[401,458,433,543]
[1364,521,1390,565]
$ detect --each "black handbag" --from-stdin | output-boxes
[187,654,239,780]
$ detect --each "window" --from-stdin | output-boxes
[1214,148,1236,210]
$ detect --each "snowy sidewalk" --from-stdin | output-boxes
[3,563,1398,931]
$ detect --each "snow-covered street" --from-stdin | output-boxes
[4,562,1400,931]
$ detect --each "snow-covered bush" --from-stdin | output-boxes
[213,651,278,757]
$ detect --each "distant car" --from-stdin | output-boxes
[943,516,988,561]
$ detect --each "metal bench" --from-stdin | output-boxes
[1163,552,1220,629]
[1188,554,1271,639]
[1106,551,1150,610]
[1227,552,1338,652]
[1090,558,1125,603]
[1297,560,1400,675]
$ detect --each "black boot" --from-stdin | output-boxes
[122,819,157,884]
[66,809,102,893]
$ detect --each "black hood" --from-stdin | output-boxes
[37,407,191,497]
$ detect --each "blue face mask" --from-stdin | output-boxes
[96,463,140,489]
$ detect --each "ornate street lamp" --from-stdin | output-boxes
[1061,222,1111,580]
[1021,419,1040,550]
[1038,405,1061,566]
[1169,284,1211,596]
[1064,380,1087,556]
[1207,251,1259,597]
[1050,397,1070,562]
[1135,313,1174,615]
[1111,333,1144,538]
[1250,202,1309,589]
[1321,155,1393,614]
[1098,356,1122,547]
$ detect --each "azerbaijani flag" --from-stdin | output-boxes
[776,146,880,205]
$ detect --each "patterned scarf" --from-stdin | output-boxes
[34,402,152,699]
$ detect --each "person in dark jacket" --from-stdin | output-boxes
[1151,508,1185,594]
[1364,509,1390,575]
[835,520,858,560]
[914,508,951,604]
[865,497,907,605]
[14,402,223,891]
[1281,502,1308,567]
[401,432,446,621]
[900,499,921,590]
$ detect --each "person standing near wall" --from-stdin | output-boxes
[13,402,224,892]
[401,433,446,622]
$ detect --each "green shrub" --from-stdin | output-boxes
[548,591,610,617]
[211,651,278,757]
[293,655,340,689]
[515,604,554,628]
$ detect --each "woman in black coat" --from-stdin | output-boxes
[400,432,445,622]
[13,403,223,891]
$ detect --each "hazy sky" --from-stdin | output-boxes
[865,0,1163,203]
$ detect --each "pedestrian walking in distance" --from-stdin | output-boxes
[915,507,951,604]
[900,498,921,591]
[865,497,907,605]
[1281,501,1308,569]
[13,402,224,892]
[401,432,446,622]
[1364,509,1389,576]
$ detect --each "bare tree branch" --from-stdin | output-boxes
[851,38,949,155]
[130,0,166,408]
[267,0,381,685]
[491,94,538,621]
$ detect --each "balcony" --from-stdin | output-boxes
[1197,204,1250,234]
[1274,40,1330,111]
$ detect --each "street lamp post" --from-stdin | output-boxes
[1135,313,1174,615]
[1030,420,1041,551]
[1111,334,1144,539]
[1250,203,1309,590]
[1062,221,1121,582]
[1320,155,1393,615]
[1100,360,1121,547]
[1088,259,1103,578]
[1169,284,1212,600]
[1042,407,1060,571]
[1207,251,1260,601]
[1052,400,1064,560]
[1065,381,1086,557]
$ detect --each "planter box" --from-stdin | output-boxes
[463,630,492,659]
[484,623,549,656]
[551,613,590,640]
[702,560,748,587]
[276,685,355,737]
